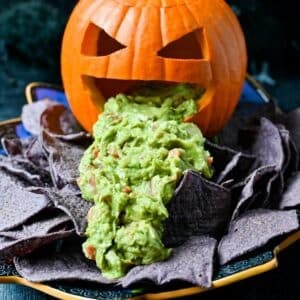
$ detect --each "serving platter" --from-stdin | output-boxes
[0,76,299,300]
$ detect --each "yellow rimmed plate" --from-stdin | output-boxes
[0,78,299,299]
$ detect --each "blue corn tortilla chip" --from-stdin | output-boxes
[205,140,239,175]
[40,104,81,135]
[14,239,117,285]
[40,104,91,143]
[289,138,300,172]
[218,209,299,265]
[0,169,50,232]
[163,170,231,246]
[263,172,284,208]
[0,156,40,185]
[40,130,85,188]
[0,212,70,240]
[59,183,82,196]
[0,155,47,186]
[279,172,300,209]
[49,131,91,143]
[216,153,241,184]
[4,136,50,171]
[278,128,293,179]
[252,118,285,171]
[24,138,50,170]
[205,140,254,184]
[230,118,291,215]
[1,137,52,186]
[231,166,277,221]
[278,128,299,176]
[32,187,92,236]
[0,230,74,262]
[122,236,217,288]
[22,99,58,136]
[220,179,235,188]
[1,137,23,156]
[216,152,255,185]
[284,108,300,155]
[0,211,74,261]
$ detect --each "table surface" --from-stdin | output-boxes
[0,81,299,300]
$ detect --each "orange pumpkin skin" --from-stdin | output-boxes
[61,0,247,136]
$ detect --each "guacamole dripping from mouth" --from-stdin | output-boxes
[78,83,213,279]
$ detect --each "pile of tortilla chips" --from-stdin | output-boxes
[0,99,300,289]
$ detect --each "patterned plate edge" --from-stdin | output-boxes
[0,231,299,300]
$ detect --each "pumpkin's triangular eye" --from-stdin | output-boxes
[158,29,204,59]
[97,29,126,56]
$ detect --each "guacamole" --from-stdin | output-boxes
[78,84,213,279]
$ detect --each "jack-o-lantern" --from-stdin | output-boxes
[61,0,247,136]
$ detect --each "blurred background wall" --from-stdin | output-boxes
[0,0,299,119]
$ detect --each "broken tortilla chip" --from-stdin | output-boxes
[0,169,50,232]
[40,104,91,143]
[252,118,285,171]
[218,209,299,265]
[279,172,300,209]
[32,187,92,236]
[205,140,254,184]
[14,239,117,285]
[122,236,217,288]
[21,99,57,136]
[39,131,85,188]
[163,170,231,246]
[231,166,277,220]
[0,211,74,261]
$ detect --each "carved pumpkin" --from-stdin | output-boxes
[61,0,247,136]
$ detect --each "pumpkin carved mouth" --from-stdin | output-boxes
[82,76,205,100]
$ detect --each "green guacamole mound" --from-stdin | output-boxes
[78,83,213,279]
